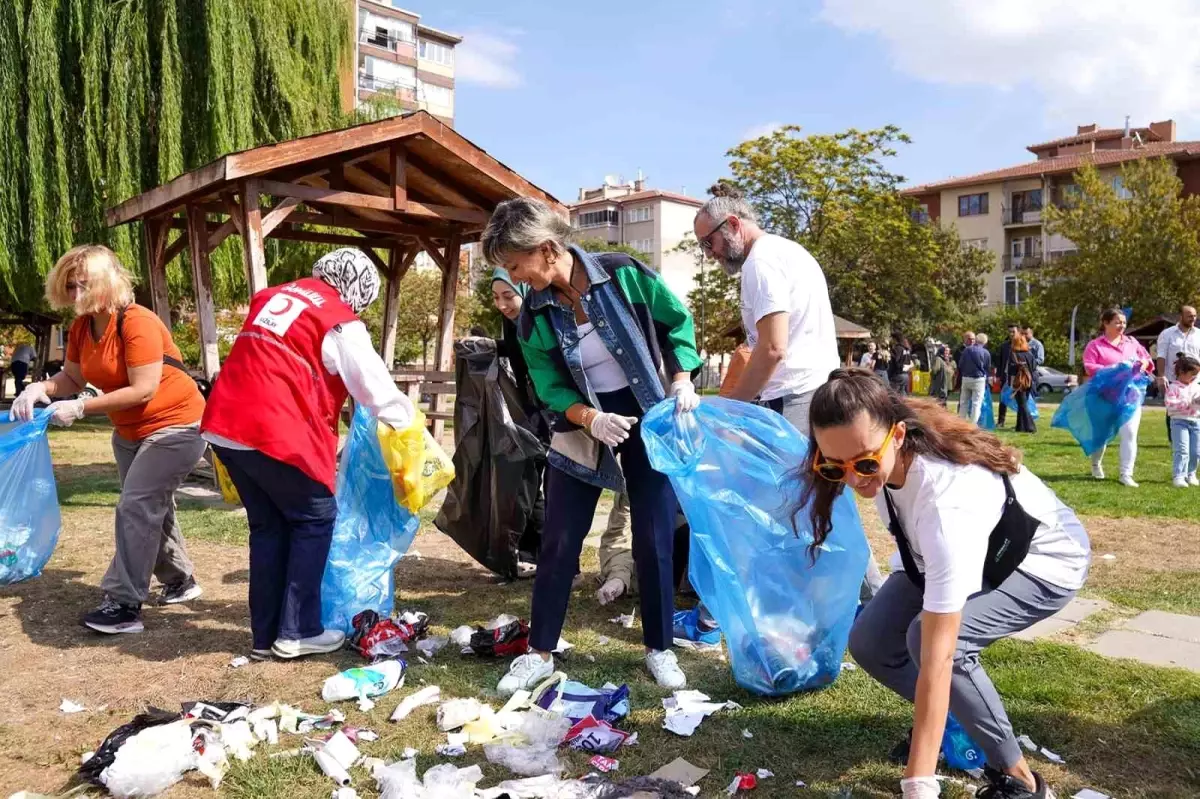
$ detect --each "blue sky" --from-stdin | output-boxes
[427,0,1200,203]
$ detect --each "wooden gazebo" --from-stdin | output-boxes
[105,111,562,384]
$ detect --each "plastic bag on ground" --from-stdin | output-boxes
[483,713,571,777]
[321,406,420,634]
[533,677,630,724]
[375,758,483,799]
[322,659,406,702]
[1052,360,1149,456]
[377,409,455,514]
[436,338,547,579]
[642,398,869,696]
[0,411,61,586]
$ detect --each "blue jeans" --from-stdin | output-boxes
[212,446,338,650]
[1170,418,1200,478]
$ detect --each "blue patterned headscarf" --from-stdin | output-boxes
[491,267,529,298]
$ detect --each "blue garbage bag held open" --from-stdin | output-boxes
[978,389,996,430]
[321,405,419,634]
[1051,360,1149,456]
[0,411,62,585]
[642,398,869,696]
[1000,385,1039,420]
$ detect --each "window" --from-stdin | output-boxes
[359,10,414,50]
[576,209,618,228]
[419,38,454,66]
[418,81,452,108]
[1004,276,1030,306]
[360,56,416,91]
[911,204,930,224]
[625,206,652,223]
[958,192,989,216]
[628,238,654,254]
[1112,175,1132,200]
[963,238,988,250]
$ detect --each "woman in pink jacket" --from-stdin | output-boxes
[1082,308,1154,487]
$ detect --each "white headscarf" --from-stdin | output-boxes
[312,248,381,314]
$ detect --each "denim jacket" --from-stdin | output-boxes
[516,246,701,491]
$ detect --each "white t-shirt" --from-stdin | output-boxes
[1156,324,1200,382]
[739,234,840,400]
[874,455,1091,613]
[577,322,628,392]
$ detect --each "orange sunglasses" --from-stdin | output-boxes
[811,424,898,483]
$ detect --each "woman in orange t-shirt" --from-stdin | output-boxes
[11,245,206,635]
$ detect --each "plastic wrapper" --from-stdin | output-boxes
[641,398,869,696]
[377,409,455,514]
[321,406,420,634]
[1000,385,1040,420]
[436,338,546,578]
[0,411,61,585]
[350,609,429,660]
[533,678,629,724]
[1052,360,1149,456]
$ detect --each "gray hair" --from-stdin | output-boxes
[482,197,574,265]
[696,193,759,226]
[976,333,989,345]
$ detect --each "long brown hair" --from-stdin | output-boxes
[792,369,1022,553]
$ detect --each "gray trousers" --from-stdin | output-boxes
[598,492,634,588]
[101,424,206,606]
[849,570,1075,768]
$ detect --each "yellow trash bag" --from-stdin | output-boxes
[377,410,455,513]
[211,451,241,505]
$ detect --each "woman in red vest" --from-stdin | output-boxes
[202,248,414,660]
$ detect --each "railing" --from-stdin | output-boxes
[1002,206,1043,225]
[357,74,416,100]
[359,31,415,53]
[1002,254,1043,272]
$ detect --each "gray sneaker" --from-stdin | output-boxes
[272,630,345,659]
[158,577,203,605]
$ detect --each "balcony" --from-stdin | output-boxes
[1002,254,1043,272]
[357,74,417,101]
[359,30,415,56]
[1002,206,1043,226]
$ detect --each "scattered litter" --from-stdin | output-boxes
[356,730,379,742]
[537,679,630,724]
[1017,734,1038,752]
[484,713,571,777]
[487,613,520,629]
[449,625,474,649]
[624,732,638,747]
[585,655,596,663]
[357,696,376,712]
[662,690,740,737]
[649,757,709,788]
[332,789,359,799]
[462,617,531,657]
[756,769,773,779]
[590,755,619,773]
[840,662,858,672]
[1040,746,1065,764]
[726,773,757,793]
[81,751,94,765]
[229,656,250,669]
[437,698,486,731]
[742,728,753,739]
[564,715,631,753]
[1101,554,1117,561]
[391,685,441,722]
[362,757,386,773]
[403,747,418,759]
[322,659,406,702]
[415,636,448,658]
[220,720,257,761]
[252,718,279,745]
[435,742,466,757]
[597,635,610,646]
[1073,791,1111,799]
[417,656,430,665]
[795,779,807,788]
[270,749,305,759]
[374,758,482,799]
[349,610,429,661]
[609,611,636,629]
[59,699,85,714]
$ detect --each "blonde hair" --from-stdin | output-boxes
[45,245,136,314]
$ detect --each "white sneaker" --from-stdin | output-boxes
[1189,473,1199,487]
[1091,462,1105,480]
[1118,475,1139,488]
[271,630,345,659]
[645,649,687,689]
[1173,476,1189,488]
[497,653,554,697]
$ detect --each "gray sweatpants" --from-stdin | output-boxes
[101,424,206,606]
[849,570,1075,768]
[598,492,634,589]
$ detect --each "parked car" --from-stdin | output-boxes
[1037,366,1078,395]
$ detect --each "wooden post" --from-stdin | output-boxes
[391,143,407,211]
[240,179,269,297]
[431,234,462,440]
[380,245,418,368]
[142,217,172,328]
[186,204,221,379]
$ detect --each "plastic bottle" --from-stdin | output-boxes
[322,659,406,702]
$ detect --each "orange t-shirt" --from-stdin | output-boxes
[67,304,205,441]
[719,343,752,399]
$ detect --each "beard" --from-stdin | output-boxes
[718,233,747,276]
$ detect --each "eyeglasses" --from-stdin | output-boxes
[811,425,897,483]
[698,217,731,253]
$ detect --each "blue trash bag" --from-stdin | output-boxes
[0,411,62,585]
[1051,361,1149,456]
[1000,385,1040,420]
[321,406,419,634]
[978,390,995,430]
[641,398,870,696]
[942,713,988,771]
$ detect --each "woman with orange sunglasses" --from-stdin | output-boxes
[795,369,1090,799]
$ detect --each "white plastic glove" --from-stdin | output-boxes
[595,577,627,606]
[10,383,50,422]
[670,379,699,415]
[900,776,941,799]
[47,399,85,427]
[589,412,637,447]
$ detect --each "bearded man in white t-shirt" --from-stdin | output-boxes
[692,188,840,437]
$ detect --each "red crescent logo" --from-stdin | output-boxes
[269,296,295,315]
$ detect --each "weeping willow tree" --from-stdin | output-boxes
[0,0,351,314]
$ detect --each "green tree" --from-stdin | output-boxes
[676,235,740,359]
[576,238,653,265]
[721,125,991,337]
[394,270,444,368]
[1039,158,1200,322]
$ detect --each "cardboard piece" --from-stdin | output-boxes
[649,757,709,788]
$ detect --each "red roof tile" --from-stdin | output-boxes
[902,142,1200,195]
[568,189,704,209]
[1026,127,1162,151]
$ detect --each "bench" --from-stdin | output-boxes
[392,368,456,440]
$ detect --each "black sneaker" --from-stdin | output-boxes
[158,576,203,605]
[888,727,913,765]
[977,766,1052,799]
[82,598,144,634]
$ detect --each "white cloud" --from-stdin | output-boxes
[740,121,784,141]
[455,29,523,89]
[819,0,1200,126]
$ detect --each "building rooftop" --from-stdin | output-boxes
[417,23,462,44]
[568,189,704,209]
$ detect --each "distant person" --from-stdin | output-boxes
[1156,305,1200,443]
[995,325,1019,427]
[928,345,951,407]
[1008,333,1038,434]
[956,333,991,424]
[859,342,878,370]
[10,341,35,395]
[874,346,891,384]
[887,333,913,395]
[11,245,207,635]
[1023,326,1045,374]
[1082,309,1154,487]
[1165,354,1200,488]
[952,331,976,394]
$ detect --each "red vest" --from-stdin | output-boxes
[201,278,359,491]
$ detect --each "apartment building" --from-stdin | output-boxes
[345,1,460,125]
[568,176,704,300]
[903,120,1200,307]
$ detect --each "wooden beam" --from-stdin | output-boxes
[430,233,462,441]
[164,230,188,265]
[261,196,302,237]
[240,180,269,297]
[406,202,489,225]
[418,236,448,270]
[186,204,221,379]
[142,218,172,328]
[223,194,245,236]
[208,220,238,252]
[267,225,395,248]
[360,247,390,273]
[391,143,407,211]
[258,178,393,211]
[401,153,494,210]
[286,210,450,239]
[106,159,228,227]
[379,246,419,369]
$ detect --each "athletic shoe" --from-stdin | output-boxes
[1188,473,1199,487]
[271,630,345,659]
[1118,475,1139,488]
[645,649,687,689]
[672,608,722,650]
[158,576,203,605]
[497,652,555,697]
[249,649,273,662]
[977,766,1053,799]
[1091,463,1105,480]
[82,597,144,634]
[888,727,913,765]
[1174,476,1189,489]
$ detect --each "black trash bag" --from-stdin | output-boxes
[78,708,182,785]
[435,338,546,579]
